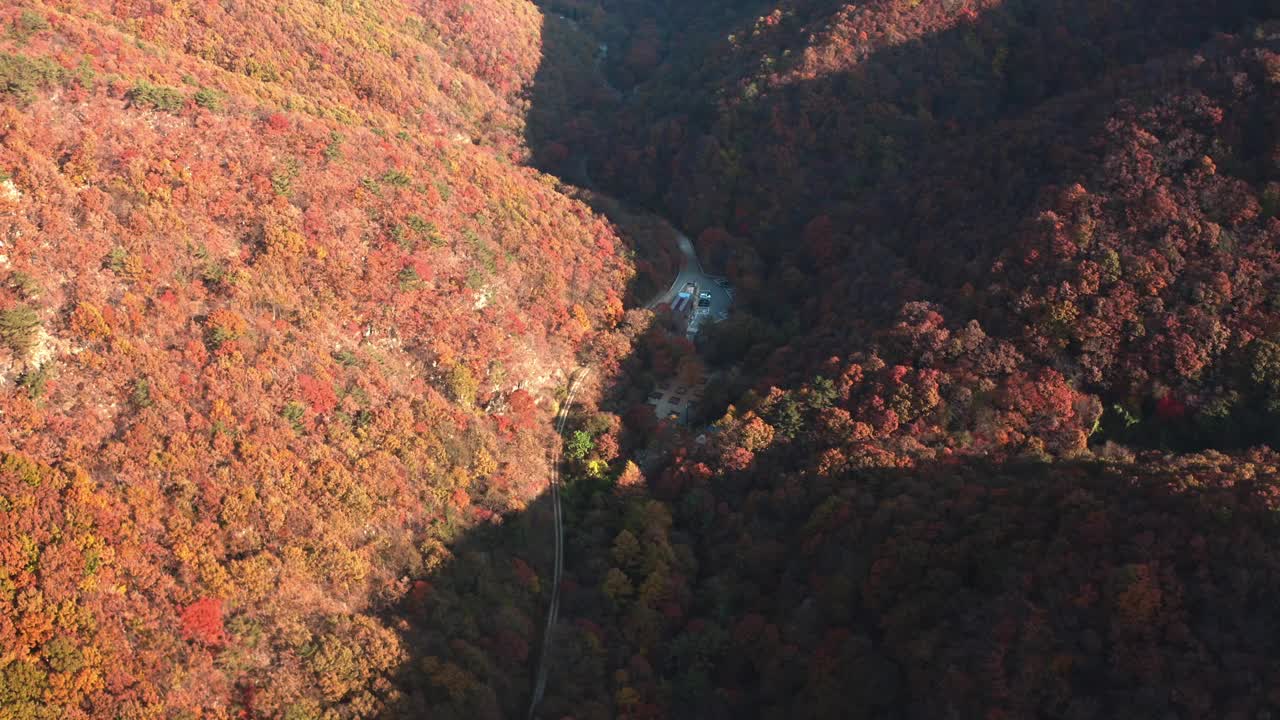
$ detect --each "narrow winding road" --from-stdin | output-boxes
[525,22,732,719]
[526,229,732,718]
[527,368,588,720]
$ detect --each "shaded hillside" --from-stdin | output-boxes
[586,0,1264,229]
[510,1,1280,719]
[560,0,1280,451]
[546,438,1280,720]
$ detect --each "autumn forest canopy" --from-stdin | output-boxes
[5,0,1280,718]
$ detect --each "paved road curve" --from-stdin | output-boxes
[646,232,733,324]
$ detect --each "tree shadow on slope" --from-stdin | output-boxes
[666,450,1280,720]
[581,0,1269,241]
[382,445,1280,719]
[543,0,1273,329]
[522,0,1280,453]
[518,0,784,307]
[374,1,1280,718]
[517,5,684,307]
[373,489,557,719]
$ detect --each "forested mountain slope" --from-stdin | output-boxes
[9,0,1280,718]
[0,2,634,717]
[548,443,1280,719]
[575,0,1280,449]
[517,2,1280,719]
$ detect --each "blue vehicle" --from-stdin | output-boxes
[669,282,697,331]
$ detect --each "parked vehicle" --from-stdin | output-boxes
[670,282,697,331]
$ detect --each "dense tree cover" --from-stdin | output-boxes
[0,1,637,717]
[546,419,1280,719]
[10,0,1280,717]
[515,1,1280,718]
[51,0,542,147]
[571,1,1280,445]
[587,0,1263,223]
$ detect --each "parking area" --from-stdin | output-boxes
[647,379,706,423]
[647,234,735,334]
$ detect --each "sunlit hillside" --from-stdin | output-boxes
[0,1,633,717]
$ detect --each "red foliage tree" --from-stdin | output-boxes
[181,597,226,646]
